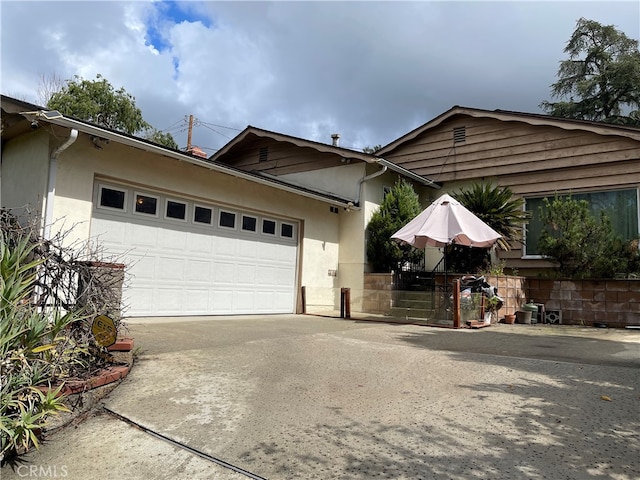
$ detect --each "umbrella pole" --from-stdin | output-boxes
[444,245,448,286]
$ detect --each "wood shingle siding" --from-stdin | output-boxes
[213,128,375,176]
[378,108,640,274]
[386,118,640,185]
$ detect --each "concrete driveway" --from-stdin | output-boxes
[3,315,639,480]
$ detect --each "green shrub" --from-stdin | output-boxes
[366,179,423,272]
[538,195,639,278]
[0,228,82,462]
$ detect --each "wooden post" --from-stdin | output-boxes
[340,287,351,319]
[453,279,461,328]
[301,286,306,314]
[186,114,194,152]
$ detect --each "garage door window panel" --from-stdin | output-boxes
[219,210,236,229]
[166,199,187,221]
[194,205,213,225]
[242,215,257,232]
[262,219,276,235]
[99,185,127,211]
[281,222,294,239]
[134,193,158,216]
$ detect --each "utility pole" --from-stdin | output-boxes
[186,114,194,152]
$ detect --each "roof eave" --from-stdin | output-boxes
[210,126,377,163]
[31,114,360,209]
[377,106,640,155]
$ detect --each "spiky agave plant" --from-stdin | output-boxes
[452,182,531,251]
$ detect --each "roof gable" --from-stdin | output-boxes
[377,106,640,156]
[211,126,376,164]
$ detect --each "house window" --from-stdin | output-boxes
[524,188,639,256]
[219,211,236,229]
[194,205,212,225]
[262,219,276,235]
[281,223,294,238]
[242,215,257,232]
[453,126,466,144]
[134,193,158,215]
[99,186,126,210]
[166,200,186,220]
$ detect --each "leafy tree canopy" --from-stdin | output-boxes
[540,18,640,126]
[47,74,150,133]
[46,74,178,149]
[362,145,382,154]
[366,179,423,273]
[538,195,639,278]
[143,128,179,150]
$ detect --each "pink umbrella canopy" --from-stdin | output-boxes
[391,194,502,249]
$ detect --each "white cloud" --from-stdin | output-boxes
[2,1,638,152]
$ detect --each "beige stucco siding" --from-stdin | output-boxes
[49,131,343,310]
[281,162,365,202]
[1,129,49,220]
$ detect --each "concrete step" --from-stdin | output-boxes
[389,306,435,319]
[393,291,434,301]
[394,299,434,309]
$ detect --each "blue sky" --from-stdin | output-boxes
[145,1,213,53]
[2,1,639,153]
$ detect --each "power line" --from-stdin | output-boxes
[197,120,242,132]
[159,118,184,133]
[198,122,233,140]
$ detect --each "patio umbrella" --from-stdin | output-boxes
[391,193,502,282]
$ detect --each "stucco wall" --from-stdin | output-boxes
[47,131,344,311]
[280,162,365,202]
[1,129,49,220]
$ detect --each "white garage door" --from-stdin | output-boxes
[90,182,299,317]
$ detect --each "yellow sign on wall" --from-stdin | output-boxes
[92,315,117,347]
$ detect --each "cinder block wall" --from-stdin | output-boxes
[363,273,527,319]
[528,279,640,328]
[482,275,528,317]
[362,274,639,328]
[362,273,393,315]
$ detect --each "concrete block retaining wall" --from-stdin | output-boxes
[362,273,394,315]
[527,279,640,328]
[362,274,639,328]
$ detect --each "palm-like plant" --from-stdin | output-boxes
[452,183,531,251]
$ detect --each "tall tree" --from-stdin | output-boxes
[367,179,423,273]
[143,128,180,150]
[46,74,179,149]
[540,18,640,126]
[36,73,65,107]
[47,74,150,134]
[362,145,382,154]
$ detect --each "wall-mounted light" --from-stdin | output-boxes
[90,136,109,150]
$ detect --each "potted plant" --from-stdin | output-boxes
[484,296,503,324]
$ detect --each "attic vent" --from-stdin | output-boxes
[453,126,466,144]
[258,147,269,162]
